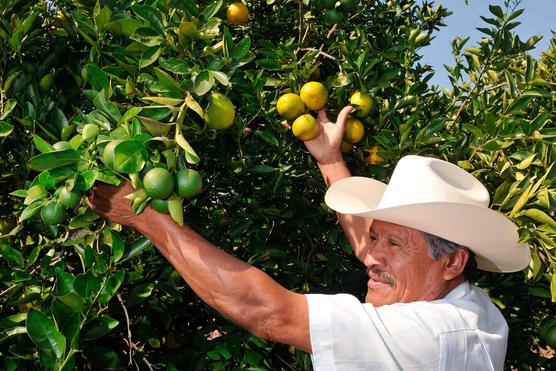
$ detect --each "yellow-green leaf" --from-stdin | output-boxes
[142,97,184,106]
[175,129,200,164]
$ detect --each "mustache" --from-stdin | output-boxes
[367,267,396,287]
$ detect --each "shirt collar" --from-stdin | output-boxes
[444,281,470,300]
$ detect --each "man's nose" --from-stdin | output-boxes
[364,240,387,268]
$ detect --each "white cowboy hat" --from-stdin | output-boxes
[325,155,530,273]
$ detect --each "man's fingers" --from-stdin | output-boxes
[335,106,353,130]
[317,108,329,123]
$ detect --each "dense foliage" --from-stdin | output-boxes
[0,0,554,369]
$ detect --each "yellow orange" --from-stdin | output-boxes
[300,81,328,110]
[227,2,249,25]
[344,118,365,144]
[292,114,318,141]
[350,91,373,117]
[277,93,305,120]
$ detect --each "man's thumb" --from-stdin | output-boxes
[336,106,353,129]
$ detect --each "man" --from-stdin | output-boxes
[87,107,530,370]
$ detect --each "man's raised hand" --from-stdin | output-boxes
[303,106,353,165]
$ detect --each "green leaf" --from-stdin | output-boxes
[55,267,75,296]
[98,270,125,304]
[130,27,164,47]
[520,209,556,228]
[0,121,14,137]
[127,283,155,307]
[132,5,165,34]
[232,37,251,60]
[255,130,280,147]
[109,230,125,263]
[142,96,183,106]
[201,0,223,20]
[113,140,146,174]
[19,202,43,222]
[120,237,153,263]
[552,274,556,302]
[168,193,184,226]
[74,271,101,299]
[86,64,109,92]
[0,99,16,120]
[193,70,213,96]
[489,5,504,18]
[94,6,112,32]
[26,309,66,359]
[28,149,80,171]
[140,46,162,68]
[175,129,200,164]
[522,88,552,97]
[0,241,24,268]
[185,93,204,118]
[56,293,84,313]
[83,346,124,369]
[32,134,55,153]
[160,58,191,74]
[107,18,142,36]
[81,316,119,341]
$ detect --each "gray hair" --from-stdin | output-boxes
[421,231,478,281]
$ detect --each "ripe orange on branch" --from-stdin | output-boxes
[277,93,305,120]
[344,118,365,144]
[204,93,236,130]
[292,114,318,141]
[300,82,328,111]
[350,92,373,117]
[227,2,249,25]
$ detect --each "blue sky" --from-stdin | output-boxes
[421,0,556,87]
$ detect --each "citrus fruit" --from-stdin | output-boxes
[151,199,170,214]
[299,82,328,111]
[53,141,72,151]
[143,168,175,200]
[341,141,353,153]
[59,188,81,208]
[180,20,198,37]
[325,9,345,24]
[39,73,54,91]
[41,202,66,225]
[340,0,356,12]
[204,93,236,130]
[344,118,365,144]
[227,2,249,25]
[350,92,373,117]
[366,146,385,165]
[102,139,123,169]
[276,93,305,120]
[82,124,100,140]
[176,169,203,199]
[0,218,15,235]
[292,114,318,141]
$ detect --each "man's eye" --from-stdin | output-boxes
[388,240,400,247]
[370,234,377,241]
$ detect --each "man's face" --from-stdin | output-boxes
[364,220,453,306]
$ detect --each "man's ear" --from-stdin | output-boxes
[443,249,469,280]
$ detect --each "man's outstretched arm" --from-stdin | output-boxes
[87,182,311,352]
[304,107,373,262]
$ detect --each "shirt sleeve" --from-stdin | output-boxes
[306,293,441,371]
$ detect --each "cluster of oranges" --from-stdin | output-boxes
[276,83,373,145]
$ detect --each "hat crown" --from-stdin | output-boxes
[378,156,490,209]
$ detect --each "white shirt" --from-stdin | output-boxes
[306,282,508,370]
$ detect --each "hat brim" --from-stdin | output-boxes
[325,177,531,273]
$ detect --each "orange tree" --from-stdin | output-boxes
[0,0,554,369]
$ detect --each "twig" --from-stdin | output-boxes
[0,284,17,298]
[298,47,337,62]
[117,293,135,366]
[326,23,338,39]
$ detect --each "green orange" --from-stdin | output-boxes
[143,168,175,200]
[151,199,170,214]
[41,202,66,225]
[204,93,236,130]
[176,169,203,199]
[59,188,81,208]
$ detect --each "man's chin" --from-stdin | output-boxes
[365,287,395,307]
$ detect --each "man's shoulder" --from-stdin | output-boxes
[370,282,507,334]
